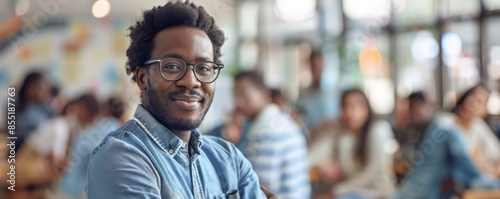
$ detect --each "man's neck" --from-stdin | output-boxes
[171,130,192,143]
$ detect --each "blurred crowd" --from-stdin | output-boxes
[1,71,127,199]
[1,50,500,199]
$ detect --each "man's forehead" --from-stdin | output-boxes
[153,27,211,45]
[151,26,214,60]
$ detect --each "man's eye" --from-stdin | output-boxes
[199,66,210,71]
[163,64,182,70]
[196,64,213,73]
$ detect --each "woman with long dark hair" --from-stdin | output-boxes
[398,84,500,199]
[449,84,500,177]
[14,71,54,151]
[310,89,395,199]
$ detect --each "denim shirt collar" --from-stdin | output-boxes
[132,105,203,157]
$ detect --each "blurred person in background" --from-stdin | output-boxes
[59,94,122,198]
[406,92,434,147]
[0,134,7,199]
[50,86,68,115]
[206,110,249,150]
[234,71,311,198]
[494,79,500,140]
[9,98,78,199]
[271,88,291,113]
[86,2,275,198]
[448,84,500,177]
[495,119,500,140]
[100,97,127,125]
[13,71,54,152]
[393,92,435,183]
[271,88,309,139]
[21,85,71,170]
[398,84,500,199]
[296,49,338,131]
[309,89,396,199]
[392,97,410,145]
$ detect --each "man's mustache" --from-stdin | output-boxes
[168,89,204,101]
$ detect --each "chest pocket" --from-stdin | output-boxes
[213,189,240,199]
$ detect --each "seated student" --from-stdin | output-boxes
[13,72,54,152]
[446,84,500,177]
[11,99,77,198]
[271,89,310,139]
[310,89,396,199]
[296,49,338,130]
[398,86,500,199]
[403,92,434,148]
[393,92,435,183]
[233,71,311,198]
[206,110,250,150]
[59,95,123,199]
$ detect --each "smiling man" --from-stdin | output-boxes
[86,2,271,198]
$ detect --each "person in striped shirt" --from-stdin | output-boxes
[233,71,311,199]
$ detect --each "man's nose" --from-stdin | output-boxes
[176,66,201,89]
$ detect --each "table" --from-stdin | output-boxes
[463,190,500,199]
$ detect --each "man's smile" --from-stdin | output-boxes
[172,94,203,110]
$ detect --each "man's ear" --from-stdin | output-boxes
[136,67,147,91]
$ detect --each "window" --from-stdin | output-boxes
[485,17,500,115]
[392,0,436,26]
[395,30,439,99]
[441,21,480,108]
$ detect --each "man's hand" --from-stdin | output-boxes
[260,186,279,199]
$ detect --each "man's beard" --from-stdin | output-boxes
[145,79,213,132]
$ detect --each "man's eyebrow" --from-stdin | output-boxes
[159,54,183,59]
[196,57,213,62]
[159,54,213,62]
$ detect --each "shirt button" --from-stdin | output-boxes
[168,149,174,154]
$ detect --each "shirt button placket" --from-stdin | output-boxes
[191,162,204,199]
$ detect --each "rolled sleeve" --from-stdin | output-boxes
[234,148,265,198]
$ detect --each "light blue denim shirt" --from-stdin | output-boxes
[86,105,266,199]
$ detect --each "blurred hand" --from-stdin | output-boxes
[315,160,343,184]
[48,153,70,176]
[313,193,333,199]
[309,120,339,143]
[471,146,500,178]
[260,186,279,199]
[221,111,246,144]
[221,122,242,144]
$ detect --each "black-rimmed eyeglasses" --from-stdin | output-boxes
[143,57,224,84]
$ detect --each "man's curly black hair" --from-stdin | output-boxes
[125,1,225,82]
